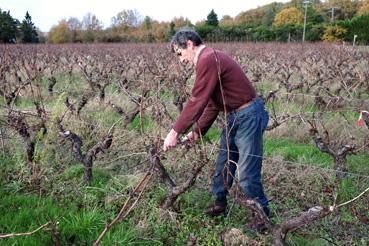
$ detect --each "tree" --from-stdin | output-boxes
[195,24,216,40]
[138,16,155,42]
[252,25,275,41]
[347,14,369,44]
[219,15,234,27]
[305,23,325,41]
[206,9,219,27]
[0,9,19,43]
[151,21,167,42]
[67,17,82,42]
[82,13,102,31]
[235,2,283,26]
[143,16,153,30]
[111,9,142,31]
[172,16,192,28]
[306,7,325,24]
[82,13,102,42]
[358,1,369,16]
[18,11,38,43]
[263,9,277,26]
[324,0,360,20]
[322,24,347,42]
[166,21,176,41]
[274,24,303,41]
[273,7,304,26]
[47,19,72,43]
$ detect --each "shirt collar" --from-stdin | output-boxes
[194,45,206,66]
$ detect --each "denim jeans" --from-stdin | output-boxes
[212,98,269,214]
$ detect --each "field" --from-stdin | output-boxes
[0,42,368,245]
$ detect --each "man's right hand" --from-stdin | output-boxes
[182,131,199,144]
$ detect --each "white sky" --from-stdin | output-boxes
[2,0,290,32]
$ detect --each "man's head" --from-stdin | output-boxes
[170,28,203,64]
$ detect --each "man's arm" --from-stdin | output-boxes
[164,100,219,151]
[193,100,219,137]
[172,54,218,134]
[164,53,218,151]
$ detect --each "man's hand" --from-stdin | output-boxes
[163,129,179,151]
[182,131,199,144]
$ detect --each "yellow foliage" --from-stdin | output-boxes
[171,17,192,29]
[273,7,303,26]
[358,2,369,16]
[47,20,72,43]
[219,15,234,27]
[322,25,347,42]
[152,22,167,42]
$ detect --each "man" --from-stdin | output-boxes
[163,28,270,219]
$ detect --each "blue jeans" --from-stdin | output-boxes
[212,98,269,214]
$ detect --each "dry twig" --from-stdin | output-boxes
[0,222,50,239]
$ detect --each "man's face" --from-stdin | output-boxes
[173,41,195,65]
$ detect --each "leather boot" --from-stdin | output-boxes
[204,202,227,216]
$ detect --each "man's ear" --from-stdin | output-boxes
[186,40,194,49]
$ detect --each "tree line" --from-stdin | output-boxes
[1,0,369,44]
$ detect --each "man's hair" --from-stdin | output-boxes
[170,28,203,53]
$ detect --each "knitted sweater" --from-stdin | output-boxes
[173,47,256,135]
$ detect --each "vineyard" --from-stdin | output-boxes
[0,42,368,245]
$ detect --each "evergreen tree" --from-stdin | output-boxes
[262,9,277,26]
[0,9,19,43]
[19,11,38,43]
[166,21,176,41]
[206,9,219,27]
[347,14,369,44]
[143,16,152,30]
[307,7,325,24]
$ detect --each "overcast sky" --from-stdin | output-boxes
[2,0,290,32]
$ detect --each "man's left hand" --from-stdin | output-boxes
[163,129,179,151]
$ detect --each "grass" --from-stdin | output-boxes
[201,127,221,143]
[264,137,369,176]
[0,191,145,245]
[2,65,369,245]
[0,158,255,245]
[1,148,368,245]
[264,138,332,167]
[129,115,155,131]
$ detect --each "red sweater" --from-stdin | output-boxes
[173,47,256,135]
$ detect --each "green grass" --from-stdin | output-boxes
[135,185,259,246]
[0,169,255,246]
[87,108,123,128]
[202,127,221,143]
[264,137,369,176]
[1,150,368,245]
[264,138,332,167]
[286,234,332,246]
[129,115,155,131]
[0,190,146,246]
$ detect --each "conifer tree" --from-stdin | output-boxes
[19,11,39,43]
[0,9,19,43]
[206,9,219,27]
